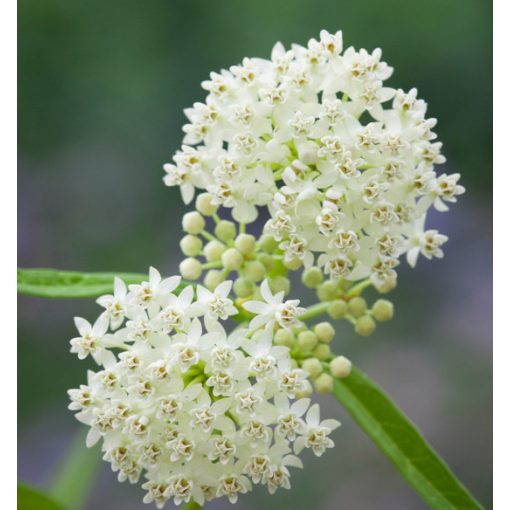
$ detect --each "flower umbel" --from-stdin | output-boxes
[68,269,340,507]
[164,30,464,291]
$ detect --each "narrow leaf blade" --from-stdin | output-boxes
[332,367,484,510]
[18,483,64,510]
[17,268,148,298]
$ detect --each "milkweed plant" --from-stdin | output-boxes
[20,30,483,510]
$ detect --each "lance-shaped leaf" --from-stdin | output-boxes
[18,483,64,510]
[332,366,484,510]
[17,268,149,298]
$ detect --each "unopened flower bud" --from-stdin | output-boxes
[348,297,367,318]
[234,234,256,255]
[214,220,236,242]
[244,260,266,282]
[313,373,334,394]
[297,141,319,165]
[302,358,323,379]
[257,253,274,271]
[204,269,225,290]
[274,328,295,347]
[298,331,318,352]
[233,277,254,298]
[180,234,203,257]
[372,299,394,322]
[355,315,376,336]
[302,266,324,289]
[179,258,202,280]
[327,299,348,319]
[329,356,352,378]
[375,277,397,294]
[195,192,218,216]
[284,258,303,271]
[269,276,290,296]
[258,234,278,253]
[313,344,331,361]
[182,211,205,234]
[204,240,225,262]
[314,322,335,344]
[317,281,338,302]
[221,248,244,271]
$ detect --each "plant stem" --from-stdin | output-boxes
[299,301,329,321]
[49,429,101,510]
[345,278,372,297]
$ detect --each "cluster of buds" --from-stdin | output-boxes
[68,269,342,507]
[165,29,464,291]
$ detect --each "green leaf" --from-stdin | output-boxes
[18,483,64,510]
[49,430,101,510]
[332,367,484,510]
[17,268,148,298]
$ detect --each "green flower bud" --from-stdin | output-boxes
[313,343,331,361]
[327,299,348,319]
[244,260,266,282]
[274,328,295,347]
[297,331,318,352]
[355,315,376,336]
[375,277,397,294]
[317,281,338,302]
[257,253,274,271]
[258,234,278,253]
[348,297,367,318]
[204,269,225,291]
[301,357,323,379]
[329,356,352,378]
[337,278,351,291]
[182,211,205,234]
[234,233,256,255]
[313,373,334,394]
[314,322,335,344]
[221,248,244,271]
[179,257,202,280]
[214,220,236,242]
[195,192,218,216]
[269,276,290,296]
[302,266,324,289]
[284,257,303,270]
[233,277,254,298]
[204,240,225,262]
[372,299,394,322]
[179,234,202,257]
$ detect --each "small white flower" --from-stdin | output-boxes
[243,280,305,330]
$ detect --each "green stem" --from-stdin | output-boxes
[49,429,101,510]
[201,230,216,242]
[346,278,372,297]
[299,301,329,321]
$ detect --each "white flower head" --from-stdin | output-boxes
[68,269,339,507]
[164,30,462,286]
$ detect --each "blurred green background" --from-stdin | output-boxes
[18,1,492,509]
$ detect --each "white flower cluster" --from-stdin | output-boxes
[164,30,464,287]
[68,268,339,507]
